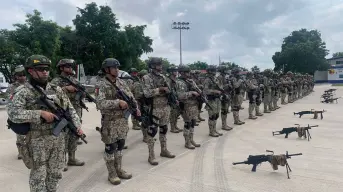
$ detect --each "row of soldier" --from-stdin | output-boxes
[6,55,314,191]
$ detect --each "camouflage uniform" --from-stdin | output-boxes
[137,70,149,142]
[286,72,294,103]
[6,65,27,160]
[96,58,134,185]
[203,65,223,137]
[176,65,201,149]
[271,72,281,110]
[50,59,85,171]
[246,72,260,119]
[142,57,175,166]
[280,75,288,104]
[230,68,245,125]
[263,69,273,113]
[191,71,206,121]
[127,68,142,130]
[166,66,182,133]
[7,55,82,192]
[217,65,233,131]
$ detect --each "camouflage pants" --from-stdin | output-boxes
[101,116,129,144]
[182,103,198,122]
[16,134,26,145]
[65,107,82,153]
[263,92,272,111]
[152,106,171,127]
[170,106,180,130]
[29,135,65,192]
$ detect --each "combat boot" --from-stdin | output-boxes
[115,153,132,179]
[263,104,271,113]
[209,120,219,137]
[176,126,183,132]
[255,105,264,116]
[16,145,22,160]
[147,137,158,165]
[170,121,180,133]
[183,130,195,149]
[198,114,205,121]
[221,114,233,131]
[160,136,175,158]
[68,151,85,166]
[248,104,257,120]
[77,139,83,145]
[105,160,121,185]
[132,118,141,130]
[190,130,200,147]
[233,111,245,125]
[142,128,148,143]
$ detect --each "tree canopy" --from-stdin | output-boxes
[332,52,343,58]
[272,28,330,74]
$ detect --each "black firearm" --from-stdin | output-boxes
[293,109,326,119]
[321,97,341,103]
[161,75,180,109]
[184,79,214,110]
[324,88,336,93]
[105,77,141,121]
[232,150,303,179]
[272,124,318,141]
[33,85,87,144]
[60,76,96,111]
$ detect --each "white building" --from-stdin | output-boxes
[327,56,343,84]
[0,72,9,90]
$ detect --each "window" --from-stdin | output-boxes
[0,77,3,83]
[336,60,343,64]
[339,75,343,78]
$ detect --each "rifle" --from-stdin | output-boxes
[184,79,213,110]
[33,84,87,144]
[105,77,141,121]
[161,75,179,109]
[209,77,231,101]
[232,150,302,179]
[272,124,318,141]
[324,89,336,93]
[60,76,96,111]
[321,97,341,104]
[293,109,326,119]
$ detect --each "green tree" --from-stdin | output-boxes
[332,52,343,58]
[272,28,329,74]
[251,65,260,72]
[188,61,208,70]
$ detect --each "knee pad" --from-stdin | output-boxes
[221,109,228,115]
[184,122,191,130]
[147,125,158,137]
[159,125,168,134]
[214,113,220,120]
[191,119,197,128]
[232,106,240,111]
[209,115,216,121]
[116,139,125,151]
[105,143,117,154]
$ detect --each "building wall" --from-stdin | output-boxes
[327,67,343,83]
[328,57,343,66]
[0,72,9,88]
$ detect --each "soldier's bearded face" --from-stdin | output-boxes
[29,65,50,81]
[109,67,119,77]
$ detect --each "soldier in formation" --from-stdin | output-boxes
[51,59,85,171]
[167,65,182,133]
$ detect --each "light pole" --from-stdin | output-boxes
[171,21,190,65]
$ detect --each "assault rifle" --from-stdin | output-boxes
[105,77,141,121]
[184,79,213,110]
[60,76,96,111]
[324,89,336,93]
[321,97,341,104]
[161,75,179,109]
[293,109,326,119]
[33,85,87,144]
[232,150,302,179]
[272,124,318,141]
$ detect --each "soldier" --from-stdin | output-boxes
[271,72,281,110]
[96,58,137,185]
[286,71,294,103]
[262,69,273,113]
[137,69,149,142]
[6,65,27,160]
[280,74,288,104]
[230,68,245,125]
[50,59,85,171]
[166,65,182,133]
[142,57,175,166]
[203,65,223,137]
[217,65,233,131]
[128,68,142,130]
[246,71,259,119]
[7,55,83,192]
[191,70,206,121]
[176,65,201,149]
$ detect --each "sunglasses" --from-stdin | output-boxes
[34,67,50,72]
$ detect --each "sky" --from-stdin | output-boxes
[1,0,343,70]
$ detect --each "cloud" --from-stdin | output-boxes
[1,0,343,70]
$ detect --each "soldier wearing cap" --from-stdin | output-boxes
[95,58,139,185]
[51,59,85,171]
[7,55,83,192]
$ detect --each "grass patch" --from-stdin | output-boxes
[332,84,343,86]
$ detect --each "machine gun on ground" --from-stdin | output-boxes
[33,85,88,144]
[272,124,318,141]
[324,89,336,94]
[293,109,326,119]
[60,76,97,111]
[232,150,302,179]
[321,96,341,104]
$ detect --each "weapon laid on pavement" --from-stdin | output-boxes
[293,109,326,119]
[60,76,97,111]
[324,89,336,93]
[321,97,341,104]
[232,150,302,179]
[33,84,88,144]
[272,124,318,141]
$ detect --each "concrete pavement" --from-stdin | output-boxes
[1,84,343,192]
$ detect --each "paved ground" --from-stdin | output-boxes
[1,84,343,192]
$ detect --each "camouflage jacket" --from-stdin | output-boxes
[50,75,82,108]
[7,82,81,132]
[96,77,137,117]
[142,72,169,107]
[175,78,198,105]
[6,81,24,99]
[203,74,221,97]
